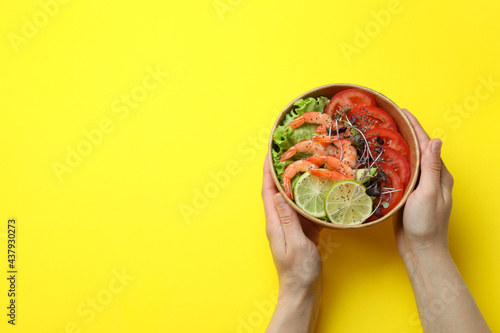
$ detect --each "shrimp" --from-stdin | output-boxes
[308,169,349,181]
[305,155,355,179]
[283,160,320,199]
[313,137,358,168]
[288,111,334,130]
[315,126,355,137]
[279,140,328,162]
[315,125,332,134]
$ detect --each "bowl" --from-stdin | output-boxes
[268,83,420,229]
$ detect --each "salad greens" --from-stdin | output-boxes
[271,87,410,224]
[272,97,330,182]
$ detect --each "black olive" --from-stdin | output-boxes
[376,136,384,145]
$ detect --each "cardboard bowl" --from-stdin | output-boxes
[268,84,420,229]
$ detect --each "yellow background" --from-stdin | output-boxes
[1,0,499,332]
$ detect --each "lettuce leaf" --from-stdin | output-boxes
[272,96,330,183]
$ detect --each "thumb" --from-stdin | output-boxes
[274,193,305,250]
[419,139,443,194]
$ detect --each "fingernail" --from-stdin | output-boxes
[274,194,288,209]
[432,139,442,154]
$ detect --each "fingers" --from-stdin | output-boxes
[419,139,444,196]
[274,193,306,252]
[402,108,453,197]
[402,108,430,153]
[262,154,278,202]
[262,155,284,248]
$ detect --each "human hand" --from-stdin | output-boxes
[393,110,491,333]
[262,154,323,333]
[394,108,454,261]
[261,154,323,295]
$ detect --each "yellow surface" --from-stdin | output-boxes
[1,0,499,332]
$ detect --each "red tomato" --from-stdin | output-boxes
[348,106,397,132]
[370,147,410,188]
[325,89,377,117]
[364,128,411,164]
[376,162,403,216]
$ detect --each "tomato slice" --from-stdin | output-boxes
[325,88,377,117]
[348,106,397,132]
[371,147,410,188]
[375,162,403,216]
[365,128,411,164]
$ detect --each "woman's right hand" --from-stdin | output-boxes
[393,108,455,262]
[393,109,491,332]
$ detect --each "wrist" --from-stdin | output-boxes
[278,277,322,304]
[277,287,319,308]
[269,281,321,333]
[277,279,321,315]
[402,245,452,277]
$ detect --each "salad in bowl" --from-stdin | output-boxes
[269,84,419,229]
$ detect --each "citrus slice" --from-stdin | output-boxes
[324,180,373,225]
[293,172,334,218]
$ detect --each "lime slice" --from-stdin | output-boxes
[324,180,373,225]
[294,172,334,218]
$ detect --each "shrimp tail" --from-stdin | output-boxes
[288,117,305,130]
[279,147,297,162]
[283,178,293,200]
[324,156,341,169]
[312,136,336,144]
[305,156,327,166]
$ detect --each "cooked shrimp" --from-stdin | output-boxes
[313,137,357,168]
[315,125,331,134]
[283,160,320,199]
[279,140,328,162]
[335,144,357,169]
[315,126,355,137]
[308,169,349,181]
[305,155,355,179]
[288,112,334,130]
[312,136,351,146]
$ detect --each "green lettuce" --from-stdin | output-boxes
[272,96,330,183]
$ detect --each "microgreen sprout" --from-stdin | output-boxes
[366,186,381,197]
[381,189,402,195]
